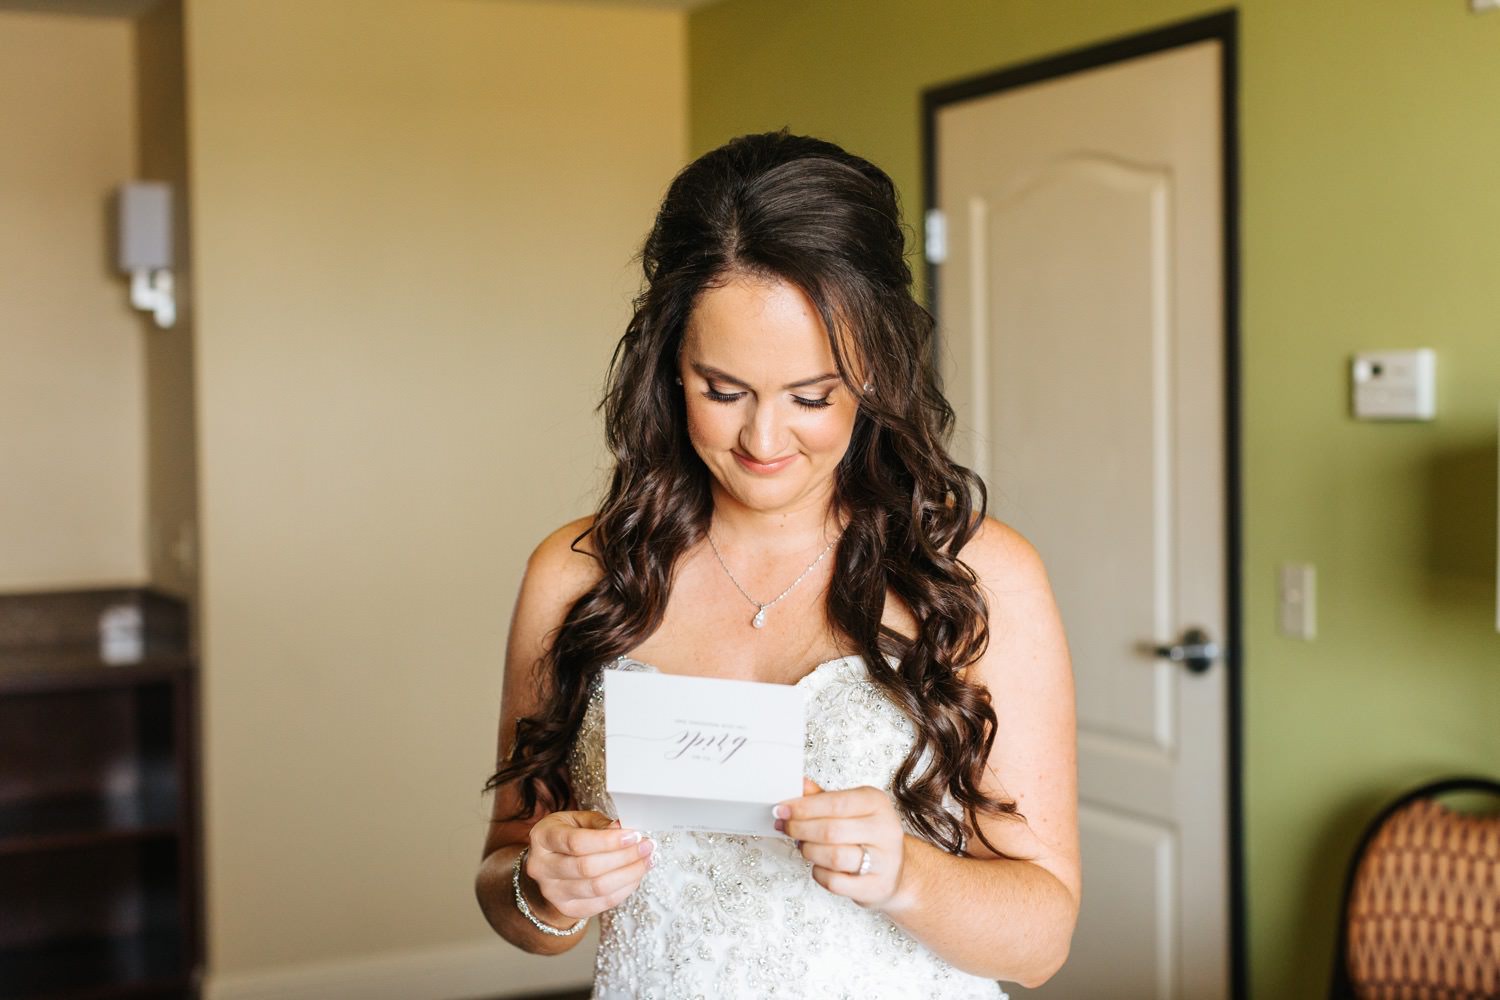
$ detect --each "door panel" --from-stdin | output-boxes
[936,39,1228,998]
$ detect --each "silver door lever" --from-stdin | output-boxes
[1137,627,1220,674]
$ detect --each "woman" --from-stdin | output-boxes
[475,128,1079,998]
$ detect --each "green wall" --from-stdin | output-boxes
[686,2,1500,996]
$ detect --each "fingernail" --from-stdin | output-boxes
[637,837,654,857]
[620,830,642,846]
[647,847,658,868]
[773,818,785,833]
[772,804,789,819]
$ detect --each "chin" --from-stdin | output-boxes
[722,472,800,503]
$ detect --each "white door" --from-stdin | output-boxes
[934,39,1230,998]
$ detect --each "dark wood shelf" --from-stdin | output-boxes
[0,587,201,1000]
[0,650,193,695]
[0,785,180,856]
[0,928,188,1000]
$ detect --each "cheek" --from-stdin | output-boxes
[683,399,735,446]
[798,409,858,456]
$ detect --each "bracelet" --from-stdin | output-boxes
[512,846,588,937]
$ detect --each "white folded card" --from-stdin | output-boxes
[604,669,804,838]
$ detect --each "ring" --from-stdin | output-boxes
[856,846,872,876]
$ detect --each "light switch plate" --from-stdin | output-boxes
[1278,563,1316,640]
[1352,349,1435,420]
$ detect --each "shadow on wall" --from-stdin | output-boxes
[1282,785,1397,987]
[1423,440,1497,588]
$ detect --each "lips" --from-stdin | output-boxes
[733,450,797,474]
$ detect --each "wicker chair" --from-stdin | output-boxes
[1330,776,1500,999]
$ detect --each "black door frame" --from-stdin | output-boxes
[919,10,1246,998]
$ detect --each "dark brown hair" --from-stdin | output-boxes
[483,127,1024,857]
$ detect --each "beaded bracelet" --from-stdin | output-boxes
[512,846,588,936]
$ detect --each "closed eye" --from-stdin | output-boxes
[702,389,832,410]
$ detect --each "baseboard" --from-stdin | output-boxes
[204,934,597,1000]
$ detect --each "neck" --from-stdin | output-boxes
[706,478,846,557]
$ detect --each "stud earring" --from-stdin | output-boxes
[862,382,873,392]
[675,376,683,385]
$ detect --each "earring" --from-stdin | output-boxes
[862,382,873,392]
[675,376,683,385]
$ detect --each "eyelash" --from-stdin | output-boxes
[702,389,832,410]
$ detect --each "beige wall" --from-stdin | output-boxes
[185,0,685,994]
[0,11,145,591]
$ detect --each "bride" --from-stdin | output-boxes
[475,128,1080,998]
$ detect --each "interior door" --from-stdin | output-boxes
[934,39,1230,998]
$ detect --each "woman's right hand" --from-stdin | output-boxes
[524,810,656,922]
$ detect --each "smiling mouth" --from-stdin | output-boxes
[733,451,797,473]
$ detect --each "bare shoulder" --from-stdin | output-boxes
[504,512,606,732]
[952,512,1069,680]
[523,513,604,602]
[954,513,1051,598]
[885,515,1049,650]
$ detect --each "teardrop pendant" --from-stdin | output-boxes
[752,607,767,629]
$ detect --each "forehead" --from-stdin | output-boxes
[682,274,837,372]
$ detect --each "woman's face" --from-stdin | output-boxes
[679,272,863,517]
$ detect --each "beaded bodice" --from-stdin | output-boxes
[565,653,1009,1000]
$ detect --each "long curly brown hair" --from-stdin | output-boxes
[483,127,1025,858]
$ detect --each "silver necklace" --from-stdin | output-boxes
[706,528,837,629]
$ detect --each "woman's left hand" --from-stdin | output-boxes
[774,777,907,910]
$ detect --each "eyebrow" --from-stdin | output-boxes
[689,361,840,391]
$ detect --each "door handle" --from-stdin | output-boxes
[1139,626,1220,674]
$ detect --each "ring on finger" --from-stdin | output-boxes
[855,844,872,876]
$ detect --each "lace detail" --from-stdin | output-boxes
[565,654,1009,999]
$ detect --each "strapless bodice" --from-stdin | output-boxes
[564,653,1009,999]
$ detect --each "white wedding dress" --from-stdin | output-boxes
[566,652,1011,1000]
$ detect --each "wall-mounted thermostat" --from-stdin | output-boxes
[1351,349,1435,420]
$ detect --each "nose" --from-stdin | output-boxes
[740,398,787,460]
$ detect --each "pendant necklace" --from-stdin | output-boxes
[706,527,838,629]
